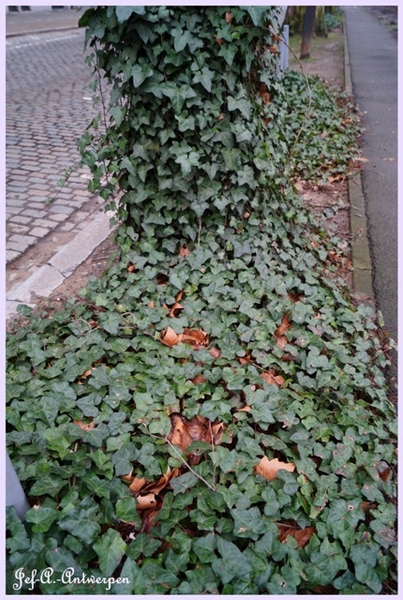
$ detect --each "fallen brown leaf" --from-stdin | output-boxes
[192,374,208,385]
[225,11,233,24]
[275,312,291,337]
[275,335,288,350]
[278,524,315,548]
[168,302,184,318]
[73,420,95,431]
[377,461,391,482]
[209,347,221,359]
[129,477,147,494]
[136,492,157,510]
[255,456,295,480]
[161,327,181,347]
[261,371,285,387]
[79,368,93,380]
[181,328,209,347]
[179,246,190,257]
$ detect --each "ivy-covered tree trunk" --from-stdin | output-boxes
[78,6,282,253]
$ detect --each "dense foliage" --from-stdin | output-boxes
[6,6,396,595]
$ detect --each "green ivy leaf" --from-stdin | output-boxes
[212,537,252,584]
[25,506,59,533]
[93,528,127,577]
[170,471,199,496]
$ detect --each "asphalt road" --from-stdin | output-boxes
[344,7,398,345]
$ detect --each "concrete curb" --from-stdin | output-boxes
[6,26,79,38]
[343,18,375,304]
[6,210,115,321]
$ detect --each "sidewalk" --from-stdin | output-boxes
[344,7,397,347]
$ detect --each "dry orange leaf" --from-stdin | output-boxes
[261,371,285,387]
[192,374,208,385]
[160,327,208,348]
[275,335,288,350]
[129,477,147,494]
[169,417,193,452]
[127,264,136,272]
[179,246,190,257]
[181,328,209,347]
[225,11,233,24]
[168,302,184,318]
[136,493,158,511]
[209,347,221,359]
[328,174,344,183]
[73,420,95,431]
[255,456,295,480]
[275,312,291,337]
[377,462,391,482]
[161,327,180,347]
[278,524,315,548]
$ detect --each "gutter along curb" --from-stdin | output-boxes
[343,18,375,305]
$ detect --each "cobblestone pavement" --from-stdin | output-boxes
[6,28,104,264]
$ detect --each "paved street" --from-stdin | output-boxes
[6,27,102,264]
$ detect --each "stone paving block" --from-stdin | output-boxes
[30,226,51,238]
[48,213,69,222]
[9,215,32,225]
[7,223,29,234]
[7,198,26,207]
[7,265,65,303]
[30,218,55,228]
[27,197,49,204]
[27,185,49,192]
[6,206,23,215]
[8,183,29,191]
[20,209,48,219]
[9,233,37,245]
[6,250,20,263]
[7,241,29,253]
[48,205,75,214]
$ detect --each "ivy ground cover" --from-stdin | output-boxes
[6,6,397,595]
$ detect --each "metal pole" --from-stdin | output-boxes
[6,452,30,520]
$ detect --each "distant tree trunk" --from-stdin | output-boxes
[300,7,317,59]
